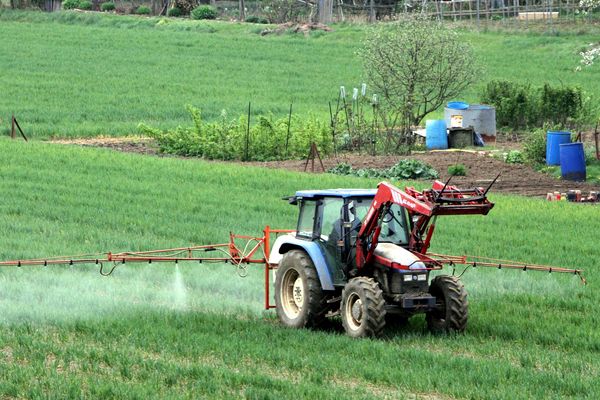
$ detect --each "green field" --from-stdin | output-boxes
[1,10,600,138]
[0,139,598,398]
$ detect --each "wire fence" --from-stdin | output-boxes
[215,0,600,28]
[4,0,600,28]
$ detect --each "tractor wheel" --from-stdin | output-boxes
[275,250,328,329]
[426,275,468,333]
[340,277,386,338]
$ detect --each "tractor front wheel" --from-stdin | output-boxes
[341,277,386,338]
[275,250,327,329]
[426,275,468,333]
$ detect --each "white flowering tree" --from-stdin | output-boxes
[579,0,600,13]
[577,43,600,71]
[358,15,479,147]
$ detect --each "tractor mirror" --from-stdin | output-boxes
[343,201,356,226]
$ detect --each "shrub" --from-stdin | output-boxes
[101,2,115,11]
[245,15,269,24]
[504,150,524,164]
[448,163,467,176]
[167,7,181,17]
[482,80,589,130]
[191,5,217,20]
[62,0,79,9]
[539,84,583,127]
[523,129,547,165]
[136,6,151,14]
[174,0,195,14]
[78,0,92,9]
[481,80,535,130]
[328,159,439,181]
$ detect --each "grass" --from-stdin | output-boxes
[1,10,600,138]
[0,139,599,398]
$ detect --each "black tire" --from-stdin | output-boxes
[426,275,468,333]
[340,277,386,338]
[275,250,328,329]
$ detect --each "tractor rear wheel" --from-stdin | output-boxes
[426,275,468,333]
[275,250,328,329]
[341,277,386,338]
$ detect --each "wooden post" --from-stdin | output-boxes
[239,0,245,21]
[11,114,15,139]
[594,121,599,160]
[285,103,292,158]
[303,142,325,173]
[244,102,251,161]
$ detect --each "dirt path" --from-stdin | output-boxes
[51,137,600,198]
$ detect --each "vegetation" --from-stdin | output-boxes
[523,128,548,164]
[166,6,181,17]
[61,0,79,9]
[482,80,591,130]
[191,5,217,20]
[135,5,151,15]
[100,1,115,11]
[329,159,439,180]
[448,163,467,176]
[245,15,269,24]
[78,0,92,10]
[504,150,524,164]
[140,106,332,161]
[1,11,600,138]
[359,16,479,145]
[0,140,598,398]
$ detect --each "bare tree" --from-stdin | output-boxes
[358,15,480,147]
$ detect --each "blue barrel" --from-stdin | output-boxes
[559,143,586,181]
[426,120,448,150]
[546,131,571,165]
[447,101,469,110]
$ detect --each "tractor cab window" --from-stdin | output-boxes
[297,200,317,238]
[320,197,344,241]
[352,198,372,222]
[379,203,409,246]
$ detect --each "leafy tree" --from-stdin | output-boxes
[359,15,479,147]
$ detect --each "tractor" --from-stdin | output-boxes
[269,181,495,337]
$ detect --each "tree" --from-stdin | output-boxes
[358,16,480,148]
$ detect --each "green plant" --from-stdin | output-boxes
[136,5,151,14]
[504,150,525,164]
[329,159,438,181]
[481,80,535,130]
[523,129,547,164]
[244,15,270,24]
[62,0,79,8]
[191,5,217,20]
[139,106,331,161]
[78,0,92,9]
[448,163,467,176]
[167,7,181,17]
[101,1,115,11]
[482,80,590,130]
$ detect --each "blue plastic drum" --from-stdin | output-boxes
[546,131,571,165]
[426,120,448,150]
[559,143,586,182]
